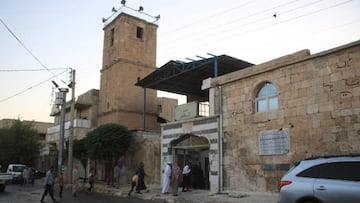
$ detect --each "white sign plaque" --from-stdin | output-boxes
[259,129,289,155]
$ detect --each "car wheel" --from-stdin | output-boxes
[301,200,318,203]
[0,184,5,192]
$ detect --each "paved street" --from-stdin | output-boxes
[0,179,279,203]
[0,182,165,203]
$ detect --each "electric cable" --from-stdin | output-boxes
[0,70,67,103]
[160,0,302,47]
[0,17,67,86]
[0,68,68,72]
[160,0,354,58]
[161,0,324,50]
[161,0,257,35]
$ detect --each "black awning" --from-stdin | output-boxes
[136,55,253,98]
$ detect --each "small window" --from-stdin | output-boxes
[255,82,278,112]
[158,104,162,113]
[136,26,144,39]
[110,28,115,46]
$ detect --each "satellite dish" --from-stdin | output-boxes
[102,18,107,23]
[139,6,144,12]
[112,7,117,12]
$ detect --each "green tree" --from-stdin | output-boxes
[73,138,88,174]
[0,120,41,168]
[85,123,132,183]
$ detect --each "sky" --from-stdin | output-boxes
[0,0,359,122]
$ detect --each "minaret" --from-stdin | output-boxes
[98,10,159,130]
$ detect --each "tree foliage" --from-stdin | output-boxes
[73,138,88,169]
[85,123,132,161]
[0,120,41,168]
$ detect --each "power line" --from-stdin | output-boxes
[161,0,257,36]
[0,70,67,103]
[187,0,324,47]
[160,0,302,47]
[0,68,68,72]
[0,17,67,85]
[160,0,353,57]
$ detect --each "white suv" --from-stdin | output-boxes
[278,155,360,203]
[6,164,26,183]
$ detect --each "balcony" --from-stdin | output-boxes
[46,119,92,142]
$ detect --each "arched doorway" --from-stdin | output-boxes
[170,134,210,189]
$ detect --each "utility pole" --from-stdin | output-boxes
[56,87,68,176]
[67,69,76,184]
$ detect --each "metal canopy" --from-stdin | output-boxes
[135,55,254,98]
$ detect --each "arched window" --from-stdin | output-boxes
[255,82,278,112]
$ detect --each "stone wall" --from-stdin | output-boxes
[211,41,360,192]
[98,13,159,131]
[120,130,161,186]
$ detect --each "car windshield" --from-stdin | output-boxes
[13,165,25,172]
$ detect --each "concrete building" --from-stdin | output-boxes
[46,89,99,143]
[138,40,360,193]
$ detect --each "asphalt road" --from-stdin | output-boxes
[0,183,166,203]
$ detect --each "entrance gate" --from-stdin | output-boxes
[170,134,210,189]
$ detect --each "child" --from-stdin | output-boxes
[87,172,95,193]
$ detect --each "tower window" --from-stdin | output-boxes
[110,28,115,46]
[136,26,144,39]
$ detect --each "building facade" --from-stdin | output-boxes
[161,41,360,193]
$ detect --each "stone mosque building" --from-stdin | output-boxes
[46,5,360,193]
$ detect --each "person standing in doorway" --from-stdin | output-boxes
[40,166,58,203]
[161,162,172,194]
[182,162,192,192]
[171,162,181,196]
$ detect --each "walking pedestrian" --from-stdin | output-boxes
[22,167,30,185]
[171,162,182,196]
[161,162,172,194]
[182,162,192,192]
[135,162,148,193]
[72,165,79,197]
[29,167,35,185]
[113,162,121,188]
[87,171,95,193]
[40,166,58,203]
[57,172,64,198]
[127,174,138,197]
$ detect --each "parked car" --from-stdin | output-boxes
[6,164,26,183]
[278,155,360,203]
[30,167,45,179]
[0,165,12,192]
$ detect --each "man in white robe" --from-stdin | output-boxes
[161,162,172,194]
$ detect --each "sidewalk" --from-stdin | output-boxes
[82,182,279,203]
